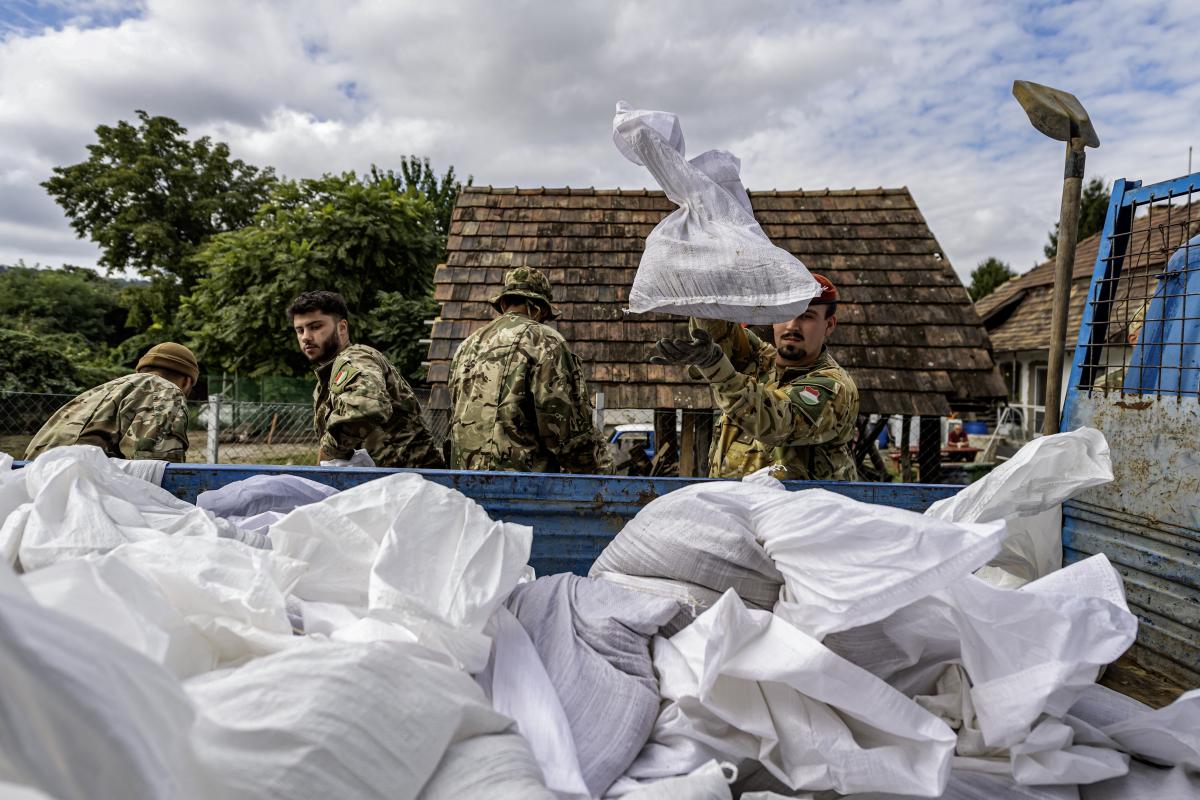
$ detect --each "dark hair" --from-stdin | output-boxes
[823,301,837,318]
[287,291,349,321]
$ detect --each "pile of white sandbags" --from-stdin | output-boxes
[1,430,1197,800]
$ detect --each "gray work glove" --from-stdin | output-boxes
[650,328,724,369]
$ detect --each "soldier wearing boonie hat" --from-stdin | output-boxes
[651,272,860,481]
[25,342,198,462]
[449,267,611,474]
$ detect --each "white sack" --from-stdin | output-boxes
[1090,687,1200,770]
[479,606,590,797]
[0,562,215,800]
[756,488,1007,637]
[416,732,555,800]
[612,101,820,322]
[1082,762,1200,800]
[187,640,513,800]
[844,769,1081,798]
[589,480,784,609]
[4,446,233,571]
[618,761,735,800]
[594,571,724,635]
[507,573,681,797]
[826,555,1136,750]
[0,459,32,567]
[107,456,168,485]
[197,473,338,519]
[628,591,956,797]
[926,428,1112,587]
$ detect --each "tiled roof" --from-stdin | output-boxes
[428,186,1006,416]
[978,203,1200,354]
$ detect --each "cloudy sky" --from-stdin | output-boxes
[1,0,1197,281]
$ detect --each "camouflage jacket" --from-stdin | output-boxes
[448,313,612,474]
[313,344,445,469]
[24,372,189,462]
[691,319,860,481]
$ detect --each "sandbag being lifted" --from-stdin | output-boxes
[613,101,821,323]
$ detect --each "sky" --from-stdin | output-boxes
[1,0,1197,282]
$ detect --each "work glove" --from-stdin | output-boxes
[650,328,724,369]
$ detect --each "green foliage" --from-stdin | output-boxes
[968,257,1018,301]
[181,171,443,376]
[0,329,92,394]
[1044,177,1110,260]
[42,111,276,330]
[0,263,133,346]
[364,291,440,380]
[372,158,471,253]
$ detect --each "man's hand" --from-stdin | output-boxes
[650,328,724,369]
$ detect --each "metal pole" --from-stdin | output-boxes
[206,394,221,464]
[1043,138,1086,436]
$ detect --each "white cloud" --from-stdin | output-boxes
[0,0,1197,280]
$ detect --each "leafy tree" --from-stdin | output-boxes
[1044,177,1110,260]
[371,157,471,256]
[181,171,442,377]
[363,292,441,380]
[0,263,133,346]
[42,111,276,330]
[0,329,91,394]
[968,257,1017,301]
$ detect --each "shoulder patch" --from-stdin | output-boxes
[329,361,362,394]
[796,385,821,405]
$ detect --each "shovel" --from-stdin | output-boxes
[1012,80,1100,435]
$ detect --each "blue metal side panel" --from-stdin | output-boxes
[159,464,959,576]
[1061,172,1200,688]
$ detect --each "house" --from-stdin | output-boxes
[426,186,1006,477]
[976,203,1199,437]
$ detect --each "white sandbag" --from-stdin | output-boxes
[630,591,956,797]
[197,473,338,519]
[756,488,1007,637]
[417,732,555,800]
[619,761,735,800]
[844,770,1081,798]
[5,445,234,572]
[1008,718,1128,785]
[107,456,168,485]
[589,480,784,609]
[926,428,1112,587]
[1100,689,1200,770]
[612,101,820,323]
[479,606,590,797]
[0,458,31,565]
[507,573,681,797]
[594,571,724,635]
[0,562,215,800]
[187,639,513,800]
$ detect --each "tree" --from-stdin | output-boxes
[42,111,276,330]
[1044,177,1110,260]
[0,329,91,394]
[181,171,443,377]
[371,157,471,255]
[0,263,133,346]
[968,257,1017,301]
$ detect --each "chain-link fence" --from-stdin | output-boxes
[0,390,450,466]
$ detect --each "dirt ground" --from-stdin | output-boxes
[2,433,316,466]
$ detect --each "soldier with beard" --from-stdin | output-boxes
[288,290,444,469]
[650,273,859,481]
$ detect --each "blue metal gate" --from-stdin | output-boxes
[1062,171,1200,687]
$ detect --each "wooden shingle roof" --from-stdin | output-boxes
[977,204,1200,354]
[428,186,1006,416]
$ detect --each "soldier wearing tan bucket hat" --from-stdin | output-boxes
[25,342,199,462]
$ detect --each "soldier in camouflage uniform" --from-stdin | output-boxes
[288,291,445,469]
[25,342,198,462]
[448,267,612,474]
[652,274,860,481]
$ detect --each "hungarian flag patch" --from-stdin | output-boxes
[797,385,822,405]
[333,368,349,387]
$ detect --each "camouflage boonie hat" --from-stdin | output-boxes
[489,267,560,319]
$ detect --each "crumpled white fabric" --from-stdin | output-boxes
[623,591,956,797]
[417,731,556,800]
[187,639,514,800]
[0,561,217,800]
[618,760,736,799]
[926,428,1112,588]
[756,487,1008,638]
[478,606,590,797]
[23,536,306,676]
[319,448,376,468]
[272,472,532,671]
[3,445,235,571]
[106,457,169,485]
[612,101,820,323]
[197,473,338,519]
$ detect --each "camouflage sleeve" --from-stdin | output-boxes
[121,387,190,462]
[696,357,855,447]
[319,356,392,461]
[530,341,612,474]
[386,379,447,469]
[688,318,773,374]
